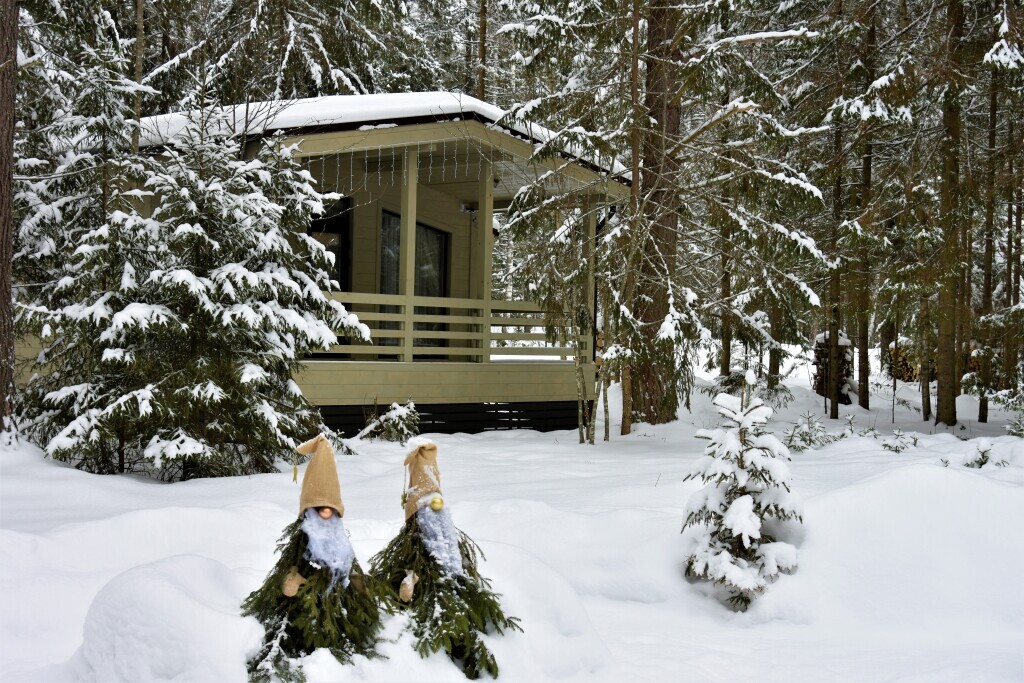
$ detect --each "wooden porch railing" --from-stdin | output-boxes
[324,292,591,363]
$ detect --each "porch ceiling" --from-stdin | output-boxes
[286,120,629,204]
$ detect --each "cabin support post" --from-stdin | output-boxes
[474,157,494,362]
[400,148,418,362]
[585,200,597,365]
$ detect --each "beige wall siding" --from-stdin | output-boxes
[295,361,596,405]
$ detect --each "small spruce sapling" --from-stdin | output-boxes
[370,439,521,678]
[356,400,420,443]
[683,387,802,610]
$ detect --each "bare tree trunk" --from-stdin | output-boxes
[720,219,732,376]
[767,300,781,389]
[476,0,487,101]
[620,0,641,436]
[979,70,998,423]
[935,0,964,427]
[1012,181,1022,389]
[1004,118,1017,389]
[131,0,145,153]
[856,137,872,409]
[602,365,610,442]
[920,297,932,421]
[855,8,876,411]
[829,120,843,420]
[628,0,681,425]
[955,208,971,397]
[590,287,608,443]
[0,0,15,425]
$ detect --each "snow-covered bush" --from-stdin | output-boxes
[882,429,918,453]
[683,393,802,610]
[1007,416,1024,438]
[16,99,368,480]
[356,400,420,443]
[858,426,881,439]
[783,411,843,452]
[943,439,1008,469]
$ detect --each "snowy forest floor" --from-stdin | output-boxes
[1,354,1022,682]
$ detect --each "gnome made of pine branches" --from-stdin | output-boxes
[242,434,385,682]
[370,438,521,680]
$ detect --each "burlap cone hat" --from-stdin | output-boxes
[296,434,345,517]
[404,441,442,521]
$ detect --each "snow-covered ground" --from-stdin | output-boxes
[2,359,1022,682]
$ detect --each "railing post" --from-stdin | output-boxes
[400,148,418,362]
[476,158,493,362]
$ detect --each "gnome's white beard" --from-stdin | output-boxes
[416,506,464,577]
[301,508,355,587]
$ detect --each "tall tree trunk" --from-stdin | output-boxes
[1003,117,1017,389]
[856,140,872,410]
[767,300,781,389]
[920,296,932,421]
[855,9,876,411]
[131,0,145,153]
[828,0,845,421]
[979,69,998,423]
[956,210,972,397]
[829,120,843,420]
[720,219,732,376]
[624,0,685,425]
[935,0,964,427]
[0,0,15,425]
[1013,181,1022,388]
[628,0,681,424]
[476,0,487,101]
[619,0,641,436]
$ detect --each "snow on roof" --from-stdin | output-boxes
[140,92,628,180]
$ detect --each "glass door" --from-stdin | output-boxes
[379,211,450,353]
[309,198,353,291]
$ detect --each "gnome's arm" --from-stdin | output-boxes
[282,566,307,597]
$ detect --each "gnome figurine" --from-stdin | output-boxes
[370,439,521,679]
[242,434,385,682]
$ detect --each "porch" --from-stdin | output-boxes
[273,96,626,431]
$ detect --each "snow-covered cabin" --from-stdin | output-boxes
[142,93,629,433]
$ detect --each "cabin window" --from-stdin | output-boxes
[309,198,353,292]
[380,211,450,351]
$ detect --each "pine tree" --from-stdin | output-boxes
[683,388,802,610]
[17,92,368,479]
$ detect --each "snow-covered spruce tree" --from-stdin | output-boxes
[683,391,802,610]
[18,98,368,479]
[209,0,439,102]
[370,440,521,679]
[13,17,158,470]
[242,435,387,682]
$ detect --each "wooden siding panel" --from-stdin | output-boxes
[294,361,594,404]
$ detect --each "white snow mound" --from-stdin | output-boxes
[70,555,262,682]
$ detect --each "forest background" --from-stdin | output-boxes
[0,0,1021,456]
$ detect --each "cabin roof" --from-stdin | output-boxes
[139,92,628,183]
